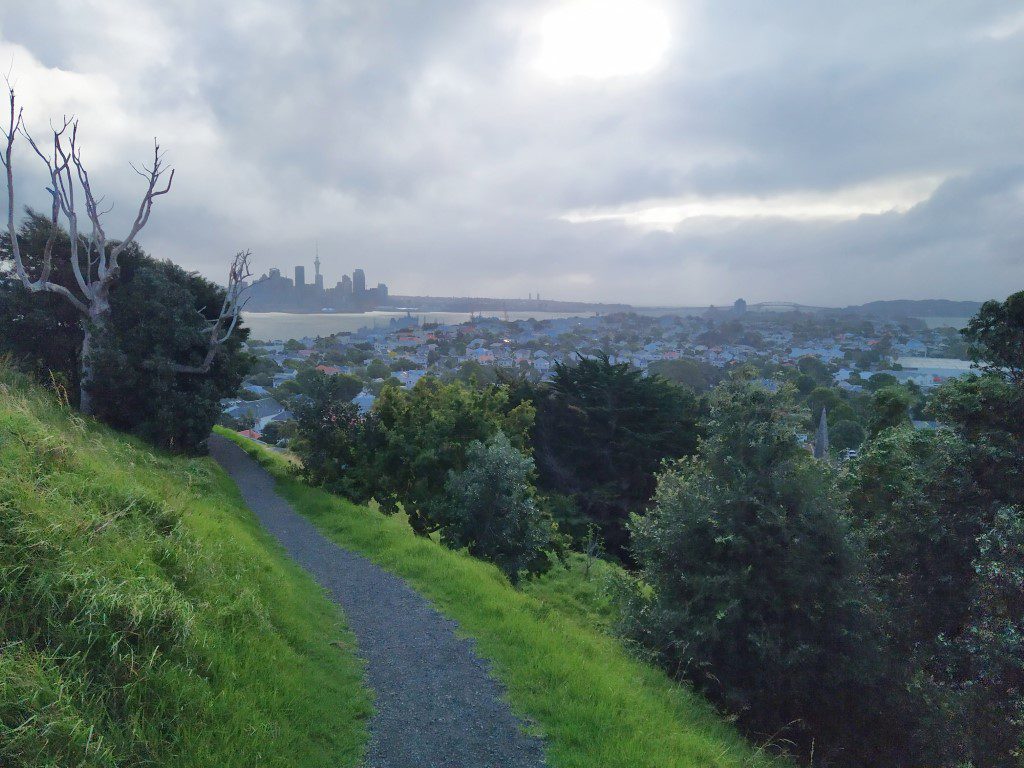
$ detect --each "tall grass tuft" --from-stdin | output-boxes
[0,366,371,767]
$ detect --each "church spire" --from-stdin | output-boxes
[813,407,830,460]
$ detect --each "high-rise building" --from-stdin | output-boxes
[295,265,305,288]
[314,254,323,291]
[339,274,353,295]
[353,268,366,294]
[734,298,747,315]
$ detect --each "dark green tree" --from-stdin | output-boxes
[842,295,1024,766]
[867,385,912,436]
[961,291,1024,385]
[365,359,391,380]
[291,372,367,497]
[1,212,250,453]
[523,354,702,558]
[796,355,832,384]
[85,256,251,453]
[865,372,898,392]
[829,418,865,451]
[285,367,362,402]
[623,380,887,763]
[0,212,81,397]
[846,426,1024,766]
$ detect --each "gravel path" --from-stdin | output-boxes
[208,435,547,768]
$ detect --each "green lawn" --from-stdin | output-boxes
[219,428,781,768]
[0,368,371,768]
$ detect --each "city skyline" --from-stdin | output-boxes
[246,257,388,312]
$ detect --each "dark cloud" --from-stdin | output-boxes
[1,0,1021,305]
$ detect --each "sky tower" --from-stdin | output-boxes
[314,243,324,291]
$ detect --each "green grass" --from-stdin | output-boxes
[220,428,781,768]
[0,368,371,768]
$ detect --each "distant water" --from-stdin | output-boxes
[242,310,596,341]
[897,356,974,370]
[918,316,971,329]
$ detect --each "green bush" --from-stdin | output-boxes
[622,381,886,764]
[0,212,250,454]
[441,431,557,582]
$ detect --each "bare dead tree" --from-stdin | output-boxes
[1,82,248,414]
[160,250,254,374]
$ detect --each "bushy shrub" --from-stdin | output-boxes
[846,424,1024,766]
[441,431,557,583]
[87,258,250,453]
[621,381,888,763]
[0,212,250,453]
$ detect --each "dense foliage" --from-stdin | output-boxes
[0,211,83,395]
[281,292,1024,767]
[291,370,366,496]
[618,293,1024,767]
[441,431,557,583]
[847,426,1023,766]
[0,212,250,453]
[962,290,1024,384]
[621,381,888,763]
[87,257,251,453]
[291,376,536,537]
[516,354,703,557]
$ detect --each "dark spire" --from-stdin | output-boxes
[814,407,830,460]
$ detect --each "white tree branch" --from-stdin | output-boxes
[161,250,253,374]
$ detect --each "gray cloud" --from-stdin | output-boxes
[0,0,1021,305]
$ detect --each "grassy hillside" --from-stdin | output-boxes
[0,368,371,768]
[219,429,780,768]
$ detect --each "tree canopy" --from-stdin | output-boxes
[521,354,703,557]
[1,211,250,453]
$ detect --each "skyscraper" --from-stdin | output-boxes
[295,265,305,288]
[353,268,366,294]
[340,274,353,295]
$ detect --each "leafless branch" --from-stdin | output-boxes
[162,250,253,374]
[2,78,179,413]
[2,81,89,314]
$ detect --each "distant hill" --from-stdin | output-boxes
[387,294,632,314]
[841,299,984,319]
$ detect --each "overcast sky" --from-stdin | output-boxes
[2,1,1022,306]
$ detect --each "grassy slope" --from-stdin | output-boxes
[0,368,371,768]
[220,429,779,768]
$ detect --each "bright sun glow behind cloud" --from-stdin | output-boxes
[534,0,672,80]
[561,175,950,230]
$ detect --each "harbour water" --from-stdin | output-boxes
[242,310,596,341]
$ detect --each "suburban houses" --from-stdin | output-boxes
[221,308,975,442]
